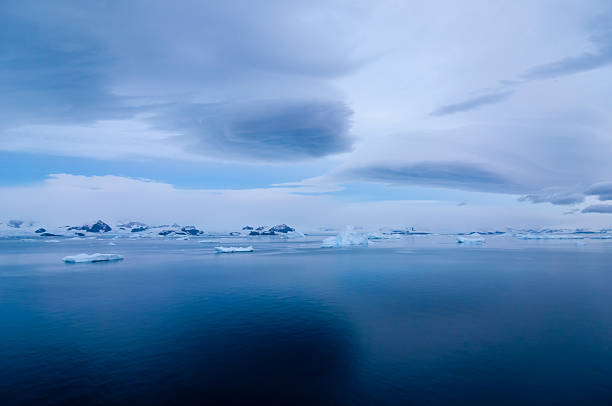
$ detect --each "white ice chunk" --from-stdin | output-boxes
[215,246,254,253]
[321,226,369,248]
[62,253,124,263]
[457,234,485,244]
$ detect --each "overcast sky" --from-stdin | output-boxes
[1,0,611,231]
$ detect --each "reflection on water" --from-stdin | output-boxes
[2,239,612,405]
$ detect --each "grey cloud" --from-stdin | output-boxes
[585,181,612,201]
[521,52,612,80]
[430,92,512,116]
[0,0,367,161]
[518,189,585,205]
[341,161,523,193]
[152,100,354,161]
[433,10,612,117]
[0,9,130,129]
[582,204,612,214]
[522,12,612,80]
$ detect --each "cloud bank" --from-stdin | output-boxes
[582,204,612,214]
[151,100,354,161]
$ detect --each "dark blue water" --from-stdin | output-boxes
[2,239,612,405]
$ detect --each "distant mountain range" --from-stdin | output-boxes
[0,220,303,239]
[1,219,611,240]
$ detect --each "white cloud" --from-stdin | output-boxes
[2,174,611,231]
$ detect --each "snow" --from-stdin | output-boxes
[321,226,369,248]
[215,246,254,253]
[62,253,124,263]
[514,233,584,240]
[457,234,485,244]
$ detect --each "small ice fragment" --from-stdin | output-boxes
[214,246,254,253]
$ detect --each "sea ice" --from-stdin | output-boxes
[62,253,124,263]
[321,226,369,248]
[215,246,254,253]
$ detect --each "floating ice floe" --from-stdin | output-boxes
[108,242,116,245]
[321,226,369,248]
[456,234,485,244]
[215,246,254,253]
[44,239,61,243]
[62,253,124,263]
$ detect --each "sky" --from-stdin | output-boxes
[1,0,611,231]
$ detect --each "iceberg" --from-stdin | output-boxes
[215,246,254,253]
[321,226,369,248]
[457,234,485,244]
[62,253,124,263]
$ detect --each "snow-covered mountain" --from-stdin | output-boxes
[239,224,304,238]
[0,220,206,239]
